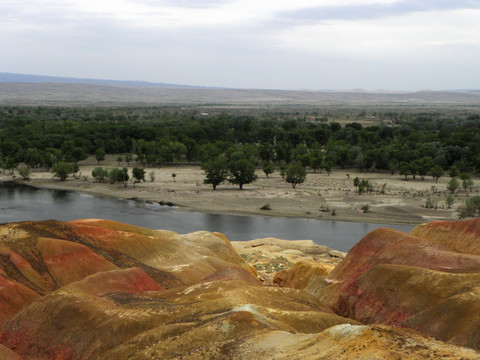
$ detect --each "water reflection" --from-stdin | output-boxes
[52,190,70,202]
[0,183,415,252]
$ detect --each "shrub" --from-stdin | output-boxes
[132,167,146,184]
[18,166,31,180]
[447,178,459,194]
[425,198,436,209]
[108,168,122,184]
[358,179,373,194]
[149,171,155,182]
[92,167,108,182]
[458,196,480,218]
[380,183,387,194]
[445,194,454,209]
[51,162,75,181]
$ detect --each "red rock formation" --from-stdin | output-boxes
[36,237,118,287]
[318,223,480,350]
[412,218,480,255]
[329,228,480,282]
[0,268,164,359]
[0,344,22,360]
[68,219,254,286]
[1,218,479,359]
[65,267,164,295]
[0,219,357,360]
[0,274,40,326]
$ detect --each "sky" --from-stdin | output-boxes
[1,0,480,90]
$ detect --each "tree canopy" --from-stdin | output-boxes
[228,159,257,190]
[201,156,229,190]
[1,105,479,180]
[52,161,75,181]
[285,164,306,188]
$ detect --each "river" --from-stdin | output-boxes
[0,182,415,252]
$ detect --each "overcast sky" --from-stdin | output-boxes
[1,0,479,90]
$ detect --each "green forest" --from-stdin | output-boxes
[1,106,480,181]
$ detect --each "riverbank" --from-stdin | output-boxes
[3,156,473,225]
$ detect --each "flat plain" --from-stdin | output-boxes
[5,155,476,225]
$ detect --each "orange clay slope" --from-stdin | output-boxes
[0,219,357,360]
[0,218,479,359]
[316,221,480,350]
[0,218,255,317]
[411,218,480,255]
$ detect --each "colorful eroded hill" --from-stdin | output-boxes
[0,218,479,359]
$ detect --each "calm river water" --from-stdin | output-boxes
[0,182,414,252]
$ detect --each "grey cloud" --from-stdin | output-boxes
[2,0,479,90]
[136,0,233,8]
[276,0,480,23]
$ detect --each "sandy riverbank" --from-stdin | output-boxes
[2,156,476,225]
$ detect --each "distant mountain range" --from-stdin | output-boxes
[0,72,208,89]
[1,72,479,106]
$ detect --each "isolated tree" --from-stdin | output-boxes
[285,163,306,189]
[52,161,75,181]
[228,159,257,190]
[447,177,459,194]
[116,156,123,166]
[460,173,473,193]
[132,167,146,187]
[172,173,177,182]
[118,167,130,187]
[262,162,275,178]
[429,165,444,183]
[202,156,228,190]
[95,147,106,165]
[445,194,454,209]
[149,171,155,182]
[18,166,31,180]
